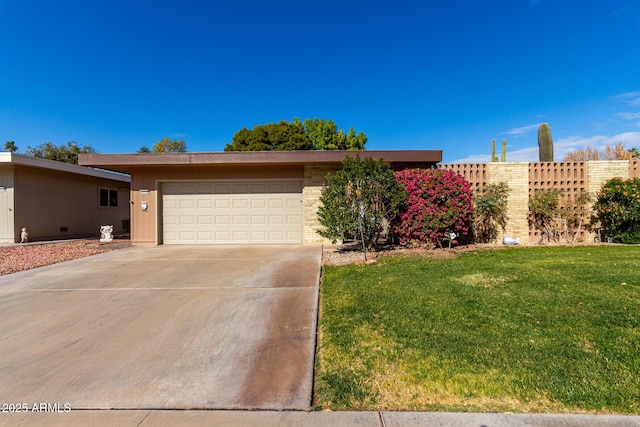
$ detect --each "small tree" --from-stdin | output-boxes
[529,189,563,243]
[153,137,187,153]
[473,182,510,243]
[25,141,97,165]
[592,177,640,244]
[4,141,17,152]
[317,156,406,249]
[394,169,474,248]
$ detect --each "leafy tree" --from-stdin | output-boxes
[153,137,187,153]
[137,145,151,153]
[473,182,510,243]
[225,118,367,151]
[394,169,474,248]
[592,177,640,243]
[225,120,312,151]
[529,189,563,243]
[564,143,633,161]
[317,155,406,249]
[629,147,640,159]
[296,118,367,150]
[25,141,97,164]
[4,141,17,152]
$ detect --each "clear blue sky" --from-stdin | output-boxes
[1,0,639,163]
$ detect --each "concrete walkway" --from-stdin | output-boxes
[0,245,321,411]
[4,410,639,426]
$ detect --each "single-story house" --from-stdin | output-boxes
[78,150,441,246]
[0,152,130,243]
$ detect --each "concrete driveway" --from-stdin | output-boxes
[0,245,321,410]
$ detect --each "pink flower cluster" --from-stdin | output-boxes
[394,168,474,246]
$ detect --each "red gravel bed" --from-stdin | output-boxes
[0,239,131,276]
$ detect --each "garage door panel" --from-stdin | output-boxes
[163,181,302,244]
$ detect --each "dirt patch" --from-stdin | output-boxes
[322,243,500,266]
[0,239,131,276]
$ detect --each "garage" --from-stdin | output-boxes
[162,181,303,244]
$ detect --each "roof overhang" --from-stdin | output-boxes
[0,152,130,182]
[78,150,442,174]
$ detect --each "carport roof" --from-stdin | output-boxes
[78,150,442,174]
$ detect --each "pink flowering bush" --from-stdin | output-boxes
[394,168,474,247]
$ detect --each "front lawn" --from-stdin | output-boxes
[314,246,640,414]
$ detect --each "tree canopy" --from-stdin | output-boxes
[25,141,97,164]
[224,118,367,151]
[148,137,187,153]
[563,143,634,161]
[4,141,17,152]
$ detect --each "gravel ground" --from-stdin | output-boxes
[0,239,131,276]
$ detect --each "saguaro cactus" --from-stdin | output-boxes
[538,123,554,162]
[491,139,507,162]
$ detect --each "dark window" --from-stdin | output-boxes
[100,188,118,207]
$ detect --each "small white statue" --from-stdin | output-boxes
[100,225,114,243]
[502,236,520,245]
[20,227,29,243]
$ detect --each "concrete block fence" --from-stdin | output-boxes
[439,160,640,244]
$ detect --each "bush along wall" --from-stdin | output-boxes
[394,168,474,248]
[592,177,640,244]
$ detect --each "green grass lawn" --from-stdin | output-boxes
[314,246,640,414]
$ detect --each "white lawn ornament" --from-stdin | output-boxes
[20,227,29,243]
[502,236,520,245]
[100,225,114,243]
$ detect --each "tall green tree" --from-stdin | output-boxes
[296,118,367,150]
[225,120,312,151]
[4,141,17,152]
[152,137,187,153]
[25,141,97,164]
[225,118,367,151]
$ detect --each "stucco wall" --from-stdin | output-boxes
[12,165,130,242]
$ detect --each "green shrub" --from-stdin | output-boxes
[592,177,640,244]
[317,155,406,249]
[473,182,510,243]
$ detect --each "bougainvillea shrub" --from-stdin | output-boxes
[394,168,474,247]
[592,177,640,244]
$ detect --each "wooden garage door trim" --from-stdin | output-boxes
[160,179,303,245]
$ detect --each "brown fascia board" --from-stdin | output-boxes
[1,152,130,182]
[78,150,442,173]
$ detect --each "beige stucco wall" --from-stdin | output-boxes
[12,165,130,242]
[488,162,530,243]
[0,165,16,243]
[128,165,306,245]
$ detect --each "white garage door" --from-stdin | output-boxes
[162,181,303,244]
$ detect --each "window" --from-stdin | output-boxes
[99,188,118,207]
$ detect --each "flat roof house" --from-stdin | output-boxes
[0,153,130,243]
[79,150,441,246]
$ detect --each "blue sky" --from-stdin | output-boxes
[1,0,639,163]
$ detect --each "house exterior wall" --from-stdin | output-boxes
[12,165,130,242]
[0,165,16,243]
[128,165,305,245]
